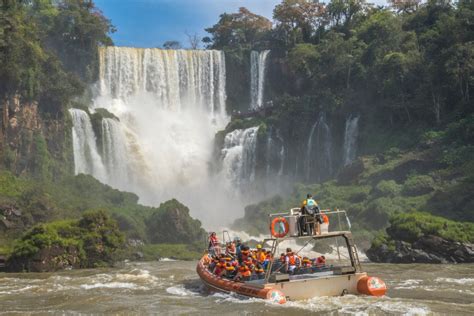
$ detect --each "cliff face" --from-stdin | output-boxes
[0,95,73,180]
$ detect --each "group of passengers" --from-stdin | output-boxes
[207,236,272,281]
[274,247,326,275]
[207,234,327,282]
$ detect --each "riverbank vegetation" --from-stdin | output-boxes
[209,0,473,252]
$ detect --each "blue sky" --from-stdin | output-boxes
[94,0,388,48]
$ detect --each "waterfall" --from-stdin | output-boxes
[305,113,333,182]
[250,50,270,110]
[98,47,227,120]
[342,115,360,166]
[220,127,259,190]
[69,47,236,226]
[101,118,130,189]
[265,127,285,178]
[69,109,107,182]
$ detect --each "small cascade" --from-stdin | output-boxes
[69,109,107,182]
[342,115,360,166]
[305,113,333,182]
[265,127,285,178]
[101,118,130,188]
[221,127,259,190]
[250,50,270,110]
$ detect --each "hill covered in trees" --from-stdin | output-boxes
[206,0,473,256]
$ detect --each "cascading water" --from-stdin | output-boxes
[250,50,270,110]
[305,113,333,182]
[342,115,360,166]
[265,127,285,178]
[220,127,259,193]
[69,109,107,183]
[69,47,237,226]
[101,118,130,190]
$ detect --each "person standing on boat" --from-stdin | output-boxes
[299,194,321,235]
[208,232,221,256]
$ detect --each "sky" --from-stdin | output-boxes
[94,0,389,48]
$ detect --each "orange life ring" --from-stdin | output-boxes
[270,217,289,238]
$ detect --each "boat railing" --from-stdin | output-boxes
[268,208,352,236]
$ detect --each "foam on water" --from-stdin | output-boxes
[80,282,145,290]
[166,285,197,297]
[435,277,474,285]
[280,295,430,315]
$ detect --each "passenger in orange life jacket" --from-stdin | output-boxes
[208,232,221,256]
[214,260,226,277]
[235,264,252,281]
[285,250,300,274]
[225,262,236,279]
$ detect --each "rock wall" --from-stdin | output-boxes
[0,95,73,179]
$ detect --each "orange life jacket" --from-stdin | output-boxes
[288,255,296,266]
[258,251,266,263]
[242,269,252,277]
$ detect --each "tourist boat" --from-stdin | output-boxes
[196,209,387,304]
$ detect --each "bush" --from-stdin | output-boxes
[361,197,402,229]
[386,212,474,243]
[373,180,401,198]
[402,175,435,196]
[8,210,125,269]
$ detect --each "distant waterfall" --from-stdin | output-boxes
[69,47,235,226]
[221,127,259,189]
[305,113,333,182]
[250,50,270,110]
[342,115,360,166]
[69,109,107,182]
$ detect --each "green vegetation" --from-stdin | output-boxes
[0,172,207,263]
[8,210,125,270]
[385,212,474,244]
[233,113,474,248]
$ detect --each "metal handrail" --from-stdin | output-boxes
[268,209,352,231]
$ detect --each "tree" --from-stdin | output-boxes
[205,7,272,49]
[273,0,326,46]
[162,40,182,49]
[185,31,200,49]
[44,0,115,82]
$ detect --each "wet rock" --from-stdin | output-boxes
[6,245,81,272]
[366,235,474,264]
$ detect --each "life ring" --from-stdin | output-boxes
[270,217,289,238]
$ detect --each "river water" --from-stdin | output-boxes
[0,261,472,315]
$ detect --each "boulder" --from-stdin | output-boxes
[366,235,474,264]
